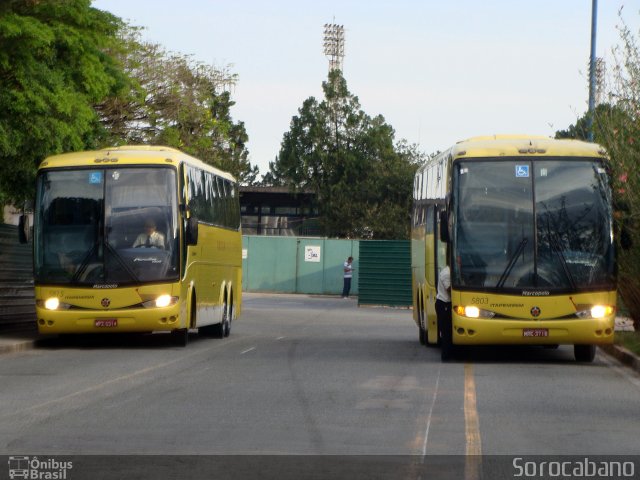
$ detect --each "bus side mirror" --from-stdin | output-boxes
[439,210,450,243]
[186,217,199,246]
[18,215,29,244]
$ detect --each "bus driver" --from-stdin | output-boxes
[133,219,165,249]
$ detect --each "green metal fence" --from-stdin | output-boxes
[358,240,412,307]
[241,236,359,295]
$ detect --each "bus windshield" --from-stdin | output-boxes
[34,167,180,285]
[452,159,614,293]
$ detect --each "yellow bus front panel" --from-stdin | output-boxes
[450,290,616,346]
[34,283,186,334]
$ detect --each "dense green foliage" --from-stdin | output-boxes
[0,1,257,209]
[96,27,258,184]
[267,70,424,239]
[0,0,123,205]
[556,16,640,328]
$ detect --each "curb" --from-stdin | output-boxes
[0,339,37,355]
[599,344,640,373]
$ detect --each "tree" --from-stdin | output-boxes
[0,0,124,205]
[267,70,422,239]
[555,12,640,328]
[95,27,258,184]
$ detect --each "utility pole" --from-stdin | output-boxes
[587,0,598,142]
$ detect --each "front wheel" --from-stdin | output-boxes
[574,344,596,363]
[171,328,189,347]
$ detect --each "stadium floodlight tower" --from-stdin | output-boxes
[323,23,345,72]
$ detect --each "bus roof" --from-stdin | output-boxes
[37,145,237,183]
[450,135,607,160]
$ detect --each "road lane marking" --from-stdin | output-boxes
[276,336,286,340]
[0,336,247,421]
[241,347,256,354]
[464,363,482,480]
[421,365,441,456]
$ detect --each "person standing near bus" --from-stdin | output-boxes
[342,256,354,298]
[436,264,451,330]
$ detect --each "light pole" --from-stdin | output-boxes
[587,0,598,142]
[323,23,345,73]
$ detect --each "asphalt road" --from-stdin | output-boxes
[1,293,639,477]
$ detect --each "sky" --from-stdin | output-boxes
[92,0,639,177]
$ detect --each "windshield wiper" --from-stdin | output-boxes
[71,243,99,282]
[496,237,528,288]
[104,240,140,283]
[550,233,577,290]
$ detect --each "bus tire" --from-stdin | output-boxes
[574,344,596,362]
[224,301,232,338]
[171,328,189,347]
[212,300,229,339]
[418,294,426,345]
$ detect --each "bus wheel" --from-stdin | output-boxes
[212,302,229,339]
[171,328,189,347]
[574,344,596,363]
[417,292,426,345]
[224,302,232,338]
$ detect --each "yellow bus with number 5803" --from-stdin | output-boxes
[411,135,616,362]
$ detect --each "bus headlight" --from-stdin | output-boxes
[142,295,179,309]
[455,305,495,319]
[45,298,59,310]
[576,305,615,319]
[38,298,71,310]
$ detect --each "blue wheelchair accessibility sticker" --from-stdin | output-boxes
[515,165,529,178]
[89,172,103,184]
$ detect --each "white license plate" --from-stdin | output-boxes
[523,328,548,337]
[95,319,117,328]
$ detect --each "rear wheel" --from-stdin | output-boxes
[417,294,426,345]
[574,344,596,362]
[224,301,232,338]
[211,300,229,339]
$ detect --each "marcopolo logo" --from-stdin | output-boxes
[8,456,73,479]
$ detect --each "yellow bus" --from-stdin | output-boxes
[411,135,616,362]
[25,146,242,346]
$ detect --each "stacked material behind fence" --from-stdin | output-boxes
[0,224,35,327]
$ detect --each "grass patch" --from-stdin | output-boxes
[615,331,640,356]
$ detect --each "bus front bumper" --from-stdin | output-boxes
[35,304,184,334]
[451,315,615,346]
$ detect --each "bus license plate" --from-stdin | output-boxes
[523,328,548,337]
[95,319,117,328]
